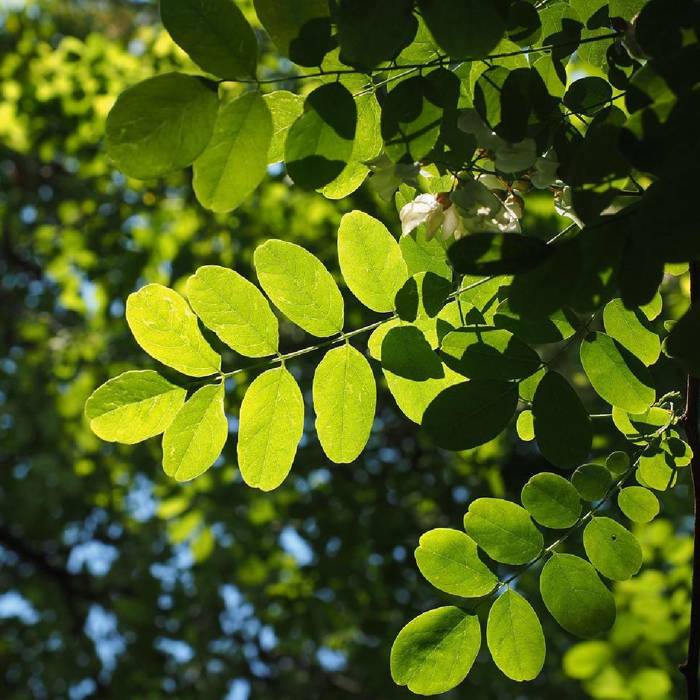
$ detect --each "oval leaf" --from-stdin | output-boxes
[254,239,344,337]
[162,383,227,482]
[580,332,656,413]
[572,463,612,501]
[161,0,257,79]
[463,498,543,565]
[193,92,272,213]
[533,371,592,469]
[85,370,186,444]
[337,211,408,312]
[423,380,518,451]
[391,607,481,695]
[285,83,357,190]
[540,554,616,638]
[186,265,278,358]
[415,528,498,598]
[105,73,218,180]
[237,367,304,491]
[618,486,660,523]
[264,90,304,164]
[603,298,661,366]
[313,344,376,464]
[126,284,221,377]
[583,516,643,581]
[521,472,581,529]
[487,590,546,682]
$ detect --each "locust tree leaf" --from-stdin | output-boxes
[572,463,612,501]
[540,554,616,638]
[105,73,218,180]
[603,298,661,366]
[463,498,543,565]
[583,517,643,581]
[254,239,344,337]
[237,367,304,491]
[126,284,221,377]
[186,266,278,358]
[337,211,408,312]
[415,528,498,598]
[580,332,656,413]
[448,233,551,276]
[85,370,186,444]
[161,0,257,79]
[618,486,659,523]
[391,607,481,695]
[264,91,304,164]
[521,472,581,529]
[193,92,272,213]
[487,590,546,682]
[313,344,376,464]
[533,371,592,469]
[162,383,227,482]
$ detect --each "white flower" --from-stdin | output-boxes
[554,186,584,229]
[400,193,444,237]
[530,151,560,189]
[452,177,522,234]
[495,139,537,173]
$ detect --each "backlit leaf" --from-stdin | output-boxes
[264,91,304,164]
[603,298,661,366]
[618,486,660,523]
[448,233,550,276]
[521,472,581,529]
[572,463,612,501]
[583,517,643,581]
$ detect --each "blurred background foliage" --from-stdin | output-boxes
[0,1,693,698]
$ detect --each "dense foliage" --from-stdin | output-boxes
[2,0,699,698]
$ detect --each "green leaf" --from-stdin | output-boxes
[423,380,519,451]
[381,326,462,423]
[637,449,676,491]
[391,607,481,695]
[533,371,592,470]
[603,299,661,366]
[313,344,376,464]
[254,239,344,337]
[186,265,278,358]
[516,409,535,441]
[572,463,612,501]
[494,301,576,345]
[487,590,546,682]
[237,367,304,491]
[285,83,357,190]
[606,451,631,475]
[126,284,220,377]
[160,0,257,79]
[336,0,417,68]
[105,73,218,180]
[368,319,402,361]
[448,233,551,276]
[400,227,451,279]
[337,211,408,313]
[264,91,304,164]
[253,0,331,66]
[85,370,186,444]
[564,77,613,116]
[662,430,693,467]
[521,472,582,529]
[463,498,543,565]
[540,554,616,638]
[440,328,540,381]
[583,516,643,581]
[418,0,507,59]
[162,383,227,482]
[319,93,383,199]
[193,92,272,213]
[580,332,656,413]
[415,528,498,598]
[618,486,659,523]
[395,272,451,323]
[612,405,672,442]
[667,305,700,377]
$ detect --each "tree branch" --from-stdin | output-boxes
[680,261,700,700]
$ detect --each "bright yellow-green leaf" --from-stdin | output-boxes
[337,210,408,312]
[487,590,546,682]
[618,486,659,523]
[415,528,497,597]
[193,92,272,213]
[186,265,278,357]
[254,239,344,337]
[313,344,376,463]
[237,367,304,491]
[85,370,186,444]
[583,516,643,581]
[391,606,481,695]
[521,472,581,529]
[603,298,661,366]
[126,284,221,377]
[264,90,304,163]
[162,383,227,482]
